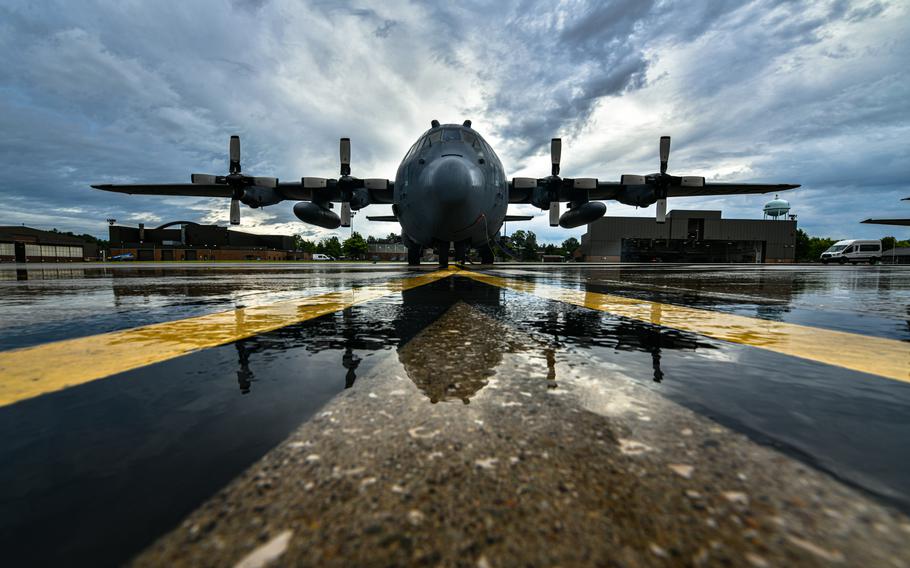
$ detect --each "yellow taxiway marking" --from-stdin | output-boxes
[460,270,909,384]
[0,270,452,408]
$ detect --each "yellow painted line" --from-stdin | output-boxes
[459,270,910,384]
[0,270,453,408]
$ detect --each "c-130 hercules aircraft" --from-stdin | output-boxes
[93,120,799,266]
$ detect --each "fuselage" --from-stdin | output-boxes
[393,124,507,248]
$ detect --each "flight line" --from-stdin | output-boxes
[0,267,907,409]
[0,270,451,407]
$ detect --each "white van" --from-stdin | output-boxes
[312,253,335,261]
[820,239,882,265]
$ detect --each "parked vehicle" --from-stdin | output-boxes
[312,253,335,261]
[110,252,134,261]
[820,240,882,265]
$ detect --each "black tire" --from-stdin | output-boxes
[870,257,878,265]
[839,257,846,265]
[407,246,421,266]
[437,246,449,268]
[454,241,468,264]
[822,259,829,265]
[851,262,857,265]
[480,243,495,265]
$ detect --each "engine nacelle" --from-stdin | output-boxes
[241,187,284,208]
[293,202,341,229]
[558,201,606,229]
[615,186,658,207]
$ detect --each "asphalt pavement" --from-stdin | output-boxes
[1,262,908,567]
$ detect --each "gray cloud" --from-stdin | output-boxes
[0,0,906,244]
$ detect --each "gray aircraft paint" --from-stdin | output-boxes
[395,124,506,248]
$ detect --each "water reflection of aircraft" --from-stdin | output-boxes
[519,299,712,384]
[223,276,713,398]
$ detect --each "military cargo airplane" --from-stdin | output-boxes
[93,120,799,266]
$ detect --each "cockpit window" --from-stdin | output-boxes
[442,129,461,142]
[428,130,442,145]
[462,131,479,149]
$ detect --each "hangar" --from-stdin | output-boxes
[108,222,297,261]
[579,210,797,263]
[0,226,98,262]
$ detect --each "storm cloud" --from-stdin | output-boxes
[0,0,906,242]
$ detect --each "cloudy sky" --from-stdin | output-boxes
[1,0,907,243]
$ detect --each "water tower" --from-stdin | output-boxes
[763,195,791,220]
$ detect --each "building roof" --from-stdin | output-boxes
[0,226,89,245]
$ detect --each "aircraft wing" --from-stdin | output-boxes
[862,218,910,226]
[93,180,394,203]
[91,136,395,228]
[667,183,800,198]
[91,183,235,197]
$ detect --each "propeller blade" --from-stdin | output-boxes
[659,136,670,175]
[680,176,705,187]
[230,135,241,173]
[621,175,646,185]
[340,138,351,176]
[340,201,351,227]
[549,201,560,227]
[230,198,241,225]
[302,177,328,189]
[251,176,278,188]
[656,198,667,223]
[551,138,562,176]
[191,174,218,184]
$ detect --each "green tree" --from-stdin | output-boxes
[386,232,401,244]
[562,237,580,256]
[294,235,316,253]
[794,229,811,261]
[319,236,343,258]
[342,232,368,260]
[523,231,539,261]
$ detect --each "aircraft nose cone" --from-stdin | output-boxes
[423,155,482,205]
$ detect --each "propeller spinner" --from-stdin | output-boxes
[191,135,278,225]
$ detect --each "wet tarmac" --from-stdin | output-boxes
[0,262,908,567]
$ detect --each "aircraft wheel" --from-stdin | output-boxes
[454,241,468,264]
[480,244,495,265]
[407,246,421,266]
[438,246,449,268]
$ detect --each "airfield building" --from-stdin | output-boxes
[367,243,408,261]
[0,226,98,262]
[579,210,797,263]
[108,222,297,261]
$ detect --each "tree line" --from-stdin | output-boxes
[795,229,908,262]
[292,230,580,261]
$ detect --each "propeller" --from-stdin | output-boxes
[191,135,278,225]
[549,138,562,225]
[620,135,705,223]
[655,136,670,223]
